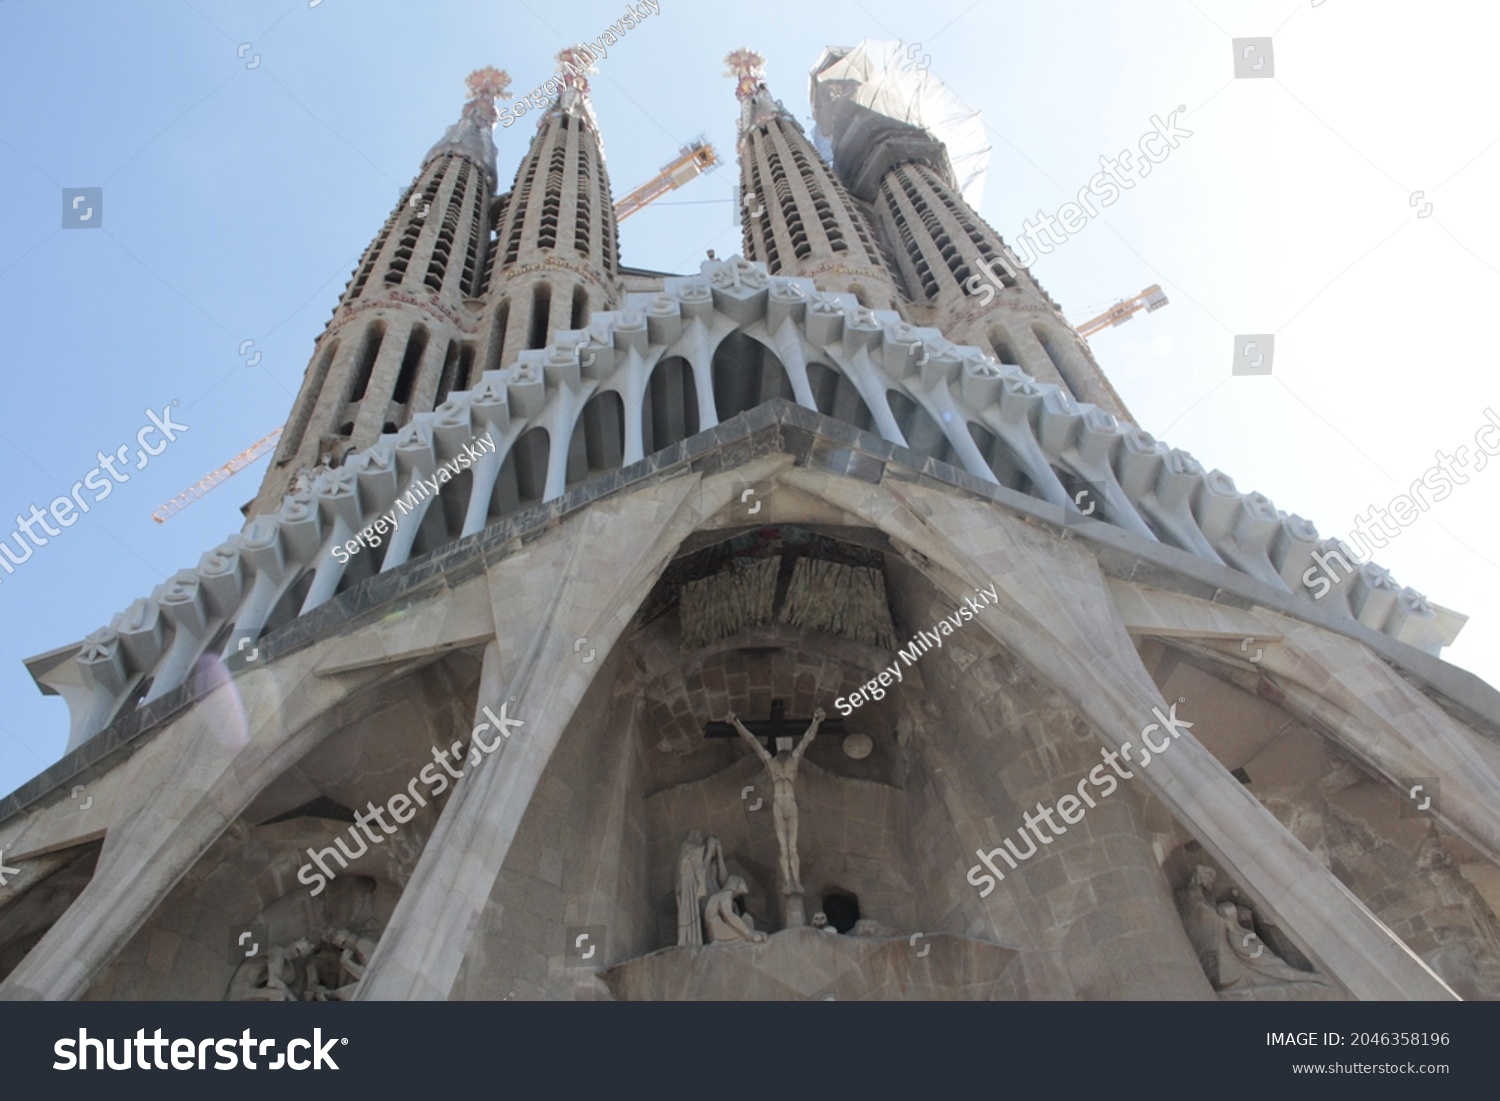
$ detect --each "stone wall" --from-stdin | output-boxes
[886,559,1212,999]
[453,645,651,999]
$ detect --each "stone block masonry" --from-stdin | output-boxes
[965,701,1197,897]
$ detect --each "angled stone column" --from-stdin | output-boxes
[357,476,707,999]
[0,654,402,1001]
[781,468,1456,999]
[1107,580,1500,869]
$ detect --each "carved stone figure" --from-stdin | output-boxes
[315,927,378,1000]
[243,937,316,1001]
[232,927,383,1002]
[676,830,727,946]
[1213,900,1320,983]
[727,707,823,894]
[705,876,767,944]
[811,911,838,934]
[1177,865,1331,994]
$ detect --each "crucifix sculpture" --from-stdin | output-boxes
[723,706,825,896]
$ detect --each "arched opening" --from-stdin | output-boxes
[822,889,860,934]
[392,325,428,405]
[711,331,791,423]
[1033,322,1087,403]
[349,323,385,402]
[643,356,700,455]
[886,390,955,465]
[434,340,460,404]
[484,298,511,372]
[528,282,552,350]
[455,344,475,394]
[566,390,625,486]
[280,337,338,461]
[987,327,1018,366]
[968,422,1034,493]
[806,362,875,434]
[570,284,590,330]
[491,427,549,518]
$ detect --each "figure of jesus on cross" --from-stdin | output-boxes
[725,706,824,895]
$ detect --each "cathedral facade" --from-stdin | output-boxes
[2,45,1498,1002]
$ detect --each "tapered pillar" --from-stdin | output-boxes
[357,477,703,999]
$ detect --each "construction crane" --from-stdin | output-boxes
[151,427,283,524]
[613,137,721,222]
[1075,284,1169,339]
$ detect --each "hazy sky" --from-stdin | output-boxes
[0,0,1496,799]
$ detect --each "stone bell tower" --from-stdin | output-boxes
[809,42,1128,418]
[480,47,622,382]
[251,68,514,518]
[726,49,903,310]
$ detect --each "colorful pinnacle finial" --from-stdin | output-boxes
[724,49,766,102]
[463,66,513,127]
[556,46,597,95]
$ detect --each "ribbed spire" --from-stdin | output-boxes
[424,66,513,183]
[545,46,602,134]
[724,48,904,308]
[725,47,792,134]
[476,46,621,379]
[250,67,511,517]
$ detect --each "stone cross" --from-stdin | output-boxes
[702,699,845,747]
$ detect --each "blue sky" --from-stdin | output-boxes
[1,0,1496,799]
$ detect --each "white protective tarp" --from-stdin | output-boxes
[809,40,990,208]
